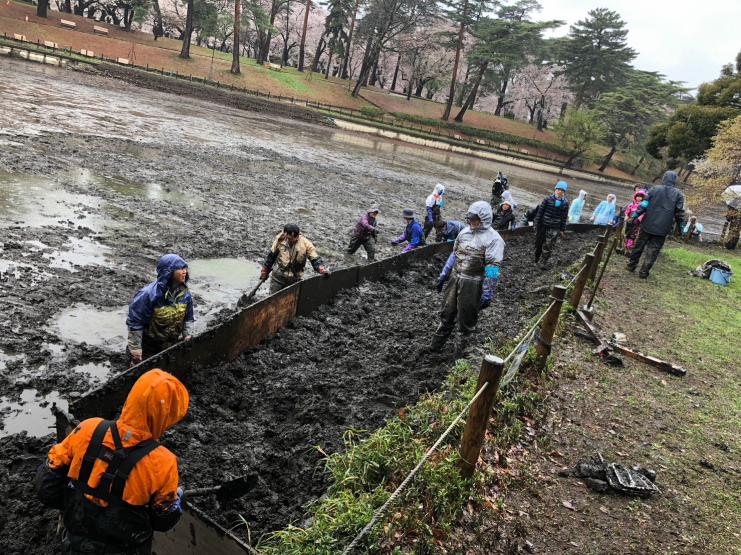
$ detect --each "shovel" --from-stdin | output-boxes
[237,278,266,308]
[183,472,259,501]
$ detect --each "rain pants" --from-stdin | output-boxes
[433,201,505,350]
[347,209,378,260]
[36,369,189,554]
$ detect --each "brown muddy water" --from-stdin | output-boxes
[0,56,714,440]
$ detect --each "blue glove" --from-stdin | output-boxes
[479,297,491,310]
[484,265,500,279]
[437,199,445,208]
[170,486,184,512]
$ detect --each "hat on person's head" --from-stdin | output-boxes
[402,209,414,218]
[283,223,300,235]
[555,181,568,192]
[368,206,380,214]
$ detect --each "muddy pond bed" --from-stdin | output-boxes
[165,232,598,542]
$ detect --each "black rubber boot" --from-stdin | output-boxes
[430,332,449,352]
[454,334,471,356]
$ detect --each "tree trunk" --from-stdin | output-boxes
[311,36,325,72]
[152,0,164,39]
[442,0,468,121]
[298,0,311,71]
[630,155,644,175]
[231,0,241,73]
[390,53,401,91]
[414,81,424,97]
[494,70,511,116]
[37,0,49,17]
[179,0,194,59]
[63,0,71,13]
[598,144,617,172]
[325,48,333,79]
[454,61,486,122]
[351,35,375,96]
[341,0,360,79]
[527,104,536,123]
[369,59,379,86]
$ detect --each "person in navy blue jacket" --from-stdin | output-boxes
[391,209,426,252]
[534,181,570,269]
[126,254,194,366]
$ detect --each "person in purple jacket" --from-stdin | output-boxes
[346,207,380,261]
[391,209,426,252]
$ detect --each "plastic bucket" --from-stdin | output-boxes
[710,267,732,286]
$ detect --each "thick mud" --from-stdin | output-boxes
[0,57,604,552]
[166,232,598,541]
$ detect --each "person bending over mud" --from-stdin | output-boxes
[35,369,189,555]
[347,207,379,261]
[391,209,426,252]
[261,223,328,294]
[432,201,505,354]
[126,254,194,367]
[435,219,466,243]
[533,181,570,269]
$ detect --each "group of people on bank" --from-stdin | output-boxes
[34,169,691,555]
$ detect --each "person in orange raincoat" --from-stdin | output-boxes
[35,369,189,554]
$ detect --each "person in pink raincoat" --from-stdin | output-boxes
[623,190,647,251]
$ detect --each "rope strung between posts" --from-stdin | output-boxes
[342,255,592,552]
[342,381,490,554]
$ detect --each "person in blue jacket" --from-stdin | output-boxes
[391,209,426,252]
[126,254,194,366]
[435,219,466,242]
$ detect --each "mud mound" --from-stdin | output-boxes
[166,232,598,540]
[0,434,59,555]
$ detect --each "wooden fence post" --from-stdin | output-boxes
[588,231,609,282]
[534,285,567,370]
[569,253,594,309]
[458,355,505,479]
[587,236,618,309]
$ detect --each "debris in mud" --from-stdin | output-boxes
[572,454,659,497]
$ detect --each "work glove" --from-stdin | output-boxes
[318,265,330,276]
[435,275,448,293]
[129,350,143,368]
[479,297,491,310]
[259,266,270,280]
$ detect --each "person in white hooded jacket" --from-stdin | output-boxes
[432,201,505,354]
[424,183,445,241]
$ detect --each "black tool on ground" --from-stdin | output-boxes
[237,279,266,308]
[574,453,658,497]
[183,473,259,501]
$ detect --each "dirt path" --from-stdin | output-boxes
[449,242,741,554]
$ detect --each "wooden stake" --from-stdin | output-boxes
[588,230,610,282]
[535,285,567,370]
[587,236,618,309]
[458,355,505,479]
[569,253,595,309]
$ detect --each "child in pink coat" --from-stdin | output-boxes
[623,190,647,251]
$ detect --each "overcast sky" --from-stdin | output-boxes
[537,0,740,90]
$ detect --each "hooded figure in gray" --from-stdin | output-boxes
[432,201,505,353]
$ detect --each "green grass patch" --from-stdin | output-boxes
[259,352,548,553]
[261,68,311,94]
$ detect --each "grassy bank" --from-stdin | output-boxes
[465,243,741,553]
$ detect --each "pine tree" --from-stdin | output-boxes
[558,8,636,108]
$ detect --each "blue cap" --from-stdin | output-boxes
[555,181,568,191]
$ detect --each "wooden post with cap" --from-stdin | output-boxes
[535,285,567,370]
[459,355,505,479]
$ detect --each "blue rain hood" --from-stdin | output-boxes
[127,254,191,332]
